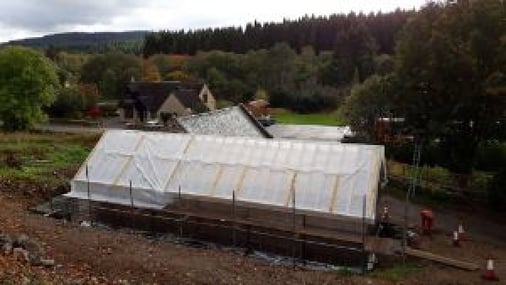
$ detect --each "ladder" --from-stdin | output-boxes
[408,143,423,198]
[402,142,423,261]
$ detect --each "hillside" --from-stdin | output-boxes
[5,31,148,53]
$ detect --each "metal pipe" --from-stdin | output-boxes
[292,187,296,268]
[362,195,367,274]
[130,180,135,232]
[232,190,237,247]
[86,164,91,225]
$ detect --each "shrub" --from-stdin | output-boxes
[475,142,506,172]
[488,168,506,211]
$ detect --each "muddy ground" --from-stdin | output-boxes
[0,180,505,284]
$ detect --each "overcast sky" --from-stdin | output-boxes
[0,0,427,43]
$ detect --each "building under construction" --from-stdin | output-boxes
[65,130,387,267]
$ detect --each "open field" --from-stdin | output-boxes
[271,109,346,126]
[0,132,99,201]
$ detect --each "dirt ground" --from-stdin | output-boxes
[0,181,505,284]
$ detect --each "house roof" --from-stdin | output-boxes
[172,89,208,112]
[123,81,206,113]
[177,104,272,138]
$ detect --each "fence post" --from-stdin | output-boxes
[232,190,237,247]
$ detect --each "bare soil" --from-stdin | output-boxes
[0,180,505,284]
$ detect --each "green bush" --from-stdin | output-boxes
[97,102,118,117]
[475,142,506,172]
[488,168,506,211]
[269,86,341,113]
[385,143,444,167]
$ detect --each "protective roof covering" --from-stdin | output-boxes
[266,124,353,142]
[67,130,386,222]
[177,105,272,138]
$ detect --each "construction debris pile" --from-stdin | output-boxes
[0,232,54,267]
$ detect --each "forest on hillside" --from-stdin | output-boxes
[143,10,414,56]
[5,31,147,54]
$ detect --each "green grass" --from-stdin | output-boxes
[387,160,493,193]
[271,109,346,126]
[0,132,97,186]
[369,263,420,282]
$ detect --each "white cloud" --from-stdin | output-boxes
[0,0,427,42]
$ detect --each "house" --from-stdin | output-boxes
[119,81,216,123]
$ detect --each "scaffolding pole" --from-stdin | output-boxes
[362,194,367,274]
[129,180,135,233]
[86,164,92,224]
[232,190,237,247]
[292,187,296,269]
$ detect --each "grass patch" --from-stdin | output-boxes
[387,160,493,194]
[0,132,98,187]
[369,263,420,282]
[271,109,346,126]
[384,179,453,208]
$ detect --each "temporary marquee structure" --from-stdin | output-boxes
[67,130,386,222]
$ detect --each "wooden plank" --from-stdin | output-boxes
[405,247,479,271]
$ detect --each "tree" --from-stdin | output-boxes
[263,43,297,91]
[393,0,506,174]
[166,70,190,81]
[0,46,59,131]
[150,54,172,79]
[142,10,415,56]
[340,75,396,140]
[46,87,86,118]
[323,23,378,86]
[142,60,161,82]
[80,53,141,99]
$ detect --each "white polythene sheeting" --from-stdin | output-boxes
[67,130,386,222]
